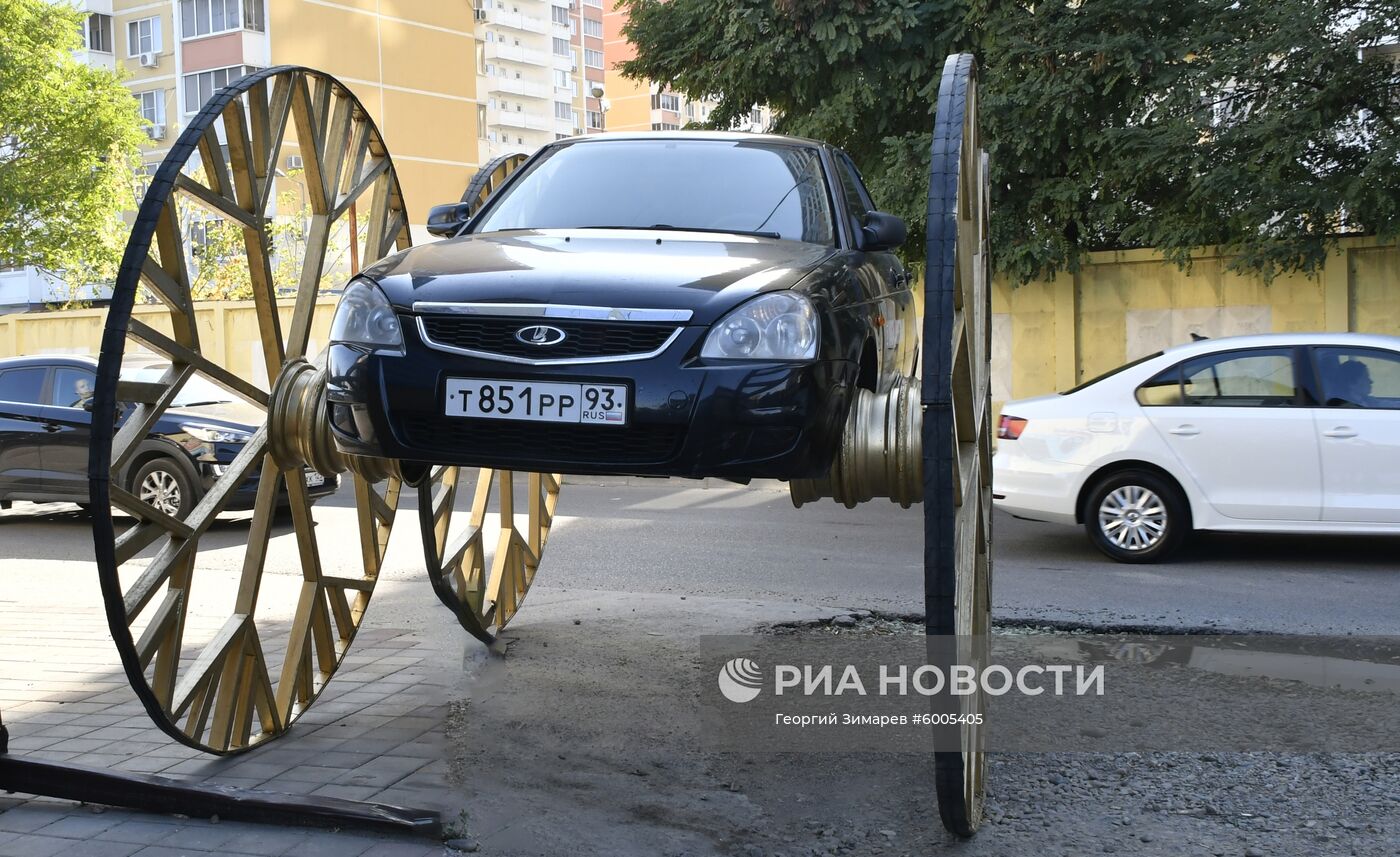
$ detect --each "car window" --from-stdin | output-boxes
[472,140,836,245]
[1070,351,1164,396]
[50,367,96,408]
[1314,347,1400,409]
[1136,348,1297,407]
[833,152,873,221]
[0,368,46,404]
[1181,349,1296,406]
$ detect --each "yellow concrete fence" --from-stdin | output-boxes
[0,298,340,391]
[992,236,1400,410]
[2,236,1397,413]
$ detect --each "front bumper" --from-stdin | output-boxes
[196,453,341,510]
[326,324,854,480]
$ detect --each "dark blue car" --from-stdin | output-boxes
[0,354,338,518]
[325,133,916,479]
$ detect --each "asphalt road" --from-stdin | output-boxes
[3,478,1398,856]
[5,477,1396,636]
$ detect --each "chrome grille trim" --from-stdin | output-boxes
[411,302,693,323]
[415,316,686,366]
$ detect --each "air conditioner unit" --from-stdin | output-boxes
[287,155,304,169]
[145,123,166,141]
[138,52,158,68]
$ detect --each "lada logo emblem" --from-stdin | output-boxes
[516,324,567,346]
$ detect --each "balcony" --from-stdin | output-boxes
[484,76,551,101]
[488,108,552,133]
[487,9,549,35]
[484,41,550,68]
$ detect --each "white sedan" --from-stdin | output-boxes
[992,333,1400,562]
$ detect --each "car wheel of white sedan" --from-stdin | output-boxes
[1084,470,1190,563]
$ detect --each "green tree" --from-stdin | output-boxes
[620,0,1400,283]
[0,0,146,284]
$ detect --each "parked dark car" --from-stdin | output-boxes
[326,132,917,478]
[0,355,338,518]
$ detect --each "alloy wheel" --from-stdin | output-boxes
[1097,485,1167,551]
[139,468,183,517]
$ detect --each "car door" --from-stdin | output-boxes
[1138,346,1321,521]
[1307,345,1400,523]
[832,150,912,386]
[0,366,52,498]
[39,365,97,501]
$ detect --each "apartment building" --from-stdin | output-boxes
[3,0,482,313]
[600,0,772,134]
[473,0,580,163]
[570,0,605,137]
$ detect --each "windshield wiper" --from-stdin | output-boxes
[576,224,783,240]
[174,400,232,407]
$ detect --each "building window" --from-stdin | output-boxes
[651,93,679,112]
[84,13,113,53]
[751,108,763,126]
[478,105,488,139]
[134,90,165,127]
[127,17,163,57]
[553,69,571,89]
[584,48,603,69]
[554,101,573,121]
[586,110,603,130]
[583,0,602,7]
[180,0,264,39]
[183,65,258,113]
[550,5,569,27]
[583,18,603,38]
[552,37,570,57]
[651,122,679,131]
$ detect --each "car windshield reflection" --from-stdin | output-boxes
[472,139,836,245]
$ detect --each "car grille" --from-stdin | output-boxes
[419,315,680,361]
[399,415,685,466]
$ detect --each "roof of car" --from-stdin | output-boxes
[1162,331,1400,358]
[551,130,828,149]
[0,354,97,370]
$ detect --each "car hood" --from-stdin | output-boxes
[362,229,837,325]
[151,400,265,434]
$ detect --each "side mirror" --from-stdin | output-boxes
[858,211,907,252]
[426,202,474,238]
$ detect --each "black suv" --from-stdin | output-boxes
[0,355,338,518]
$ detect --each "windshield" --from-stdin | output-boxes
[122,364,233,406]
[472,139,836,245]
[1062,351,1164,394]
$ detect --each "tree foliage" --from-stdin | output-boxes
[0,0,145,282]
[619,0,1400,283]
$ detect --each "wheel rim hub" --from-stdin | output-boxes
[1098,485,1167,551]
[139,470,181,516]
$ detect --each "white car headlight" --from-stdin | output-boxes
[701,292,818,361]
[329,278,403,353]
[181,424,252,444]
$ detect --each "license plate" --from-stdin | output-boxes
[445,378,628,426]
[304,471,325,488]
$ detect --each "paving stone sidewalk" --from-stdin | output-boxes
[1,603,471,857]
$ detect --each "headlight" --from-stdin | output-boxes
[182,424,252,443]
[701,292,818,361]
[329,278,403,353]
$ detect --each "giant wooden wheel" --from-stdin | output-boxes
[90,67,413,754]
[86,58,995,840]
[924,53,993,836]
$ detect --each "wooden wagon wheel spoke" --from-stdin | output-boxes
[419,467,561,646]
[90,67,411,754]
[925,53,993,837]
